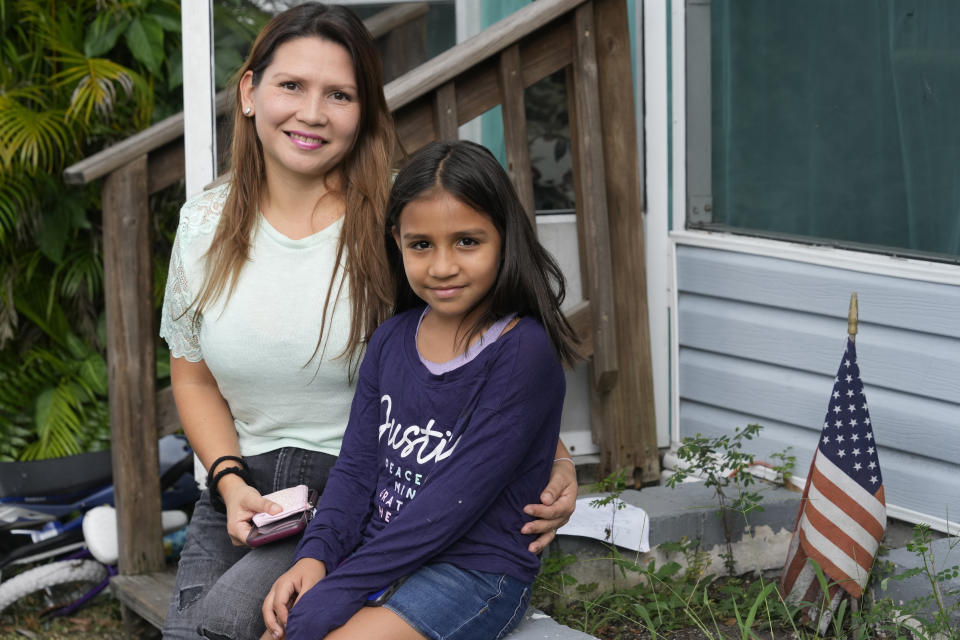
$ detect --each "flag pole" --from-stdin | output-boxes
[848,292,858,342]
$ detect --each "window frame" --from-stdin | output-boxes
[680,0,960,266]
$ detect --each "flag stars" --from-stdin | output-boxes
[865,418,871,426]
[853,462,862,471]
[836,434,845,443]
[850,433,859,442]
[833,391,840,399]
[847,404,856,412]
[867,446,874,455]
[833,405,842,414]
[846,389,855,397]
[865,432,873,440]
[835,420,843,428]
[868,461,876,470]
[870,475,879,484]
[849,418,858,428]
[844,359,851,368]
[852,448,861,456]
[837,449,846,458]
[845,374,853,383]
[822,435,830,444]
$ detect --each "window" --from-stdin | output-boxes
[686,1,960,262]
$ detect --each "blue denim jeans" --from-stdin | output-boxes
[161,447,337,640]
[384,563,531,640]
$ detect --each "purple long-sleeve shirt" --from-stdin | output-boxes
[285,309,565,639]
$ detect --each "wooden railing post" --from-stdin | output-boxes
[594,0,660,483]
[569,2,619,394]
[498,45,537,223]
[102,155,164,575]
[432,82,459,140]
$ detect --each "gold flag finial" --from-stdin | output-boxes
[848,293,858,339]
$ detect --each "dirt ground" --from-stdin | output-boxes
[0,594,126,639]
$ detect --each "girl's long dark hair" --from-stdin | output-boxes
[385,140,580,366]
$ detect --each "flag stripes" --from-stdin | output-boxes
[780,337,886,624]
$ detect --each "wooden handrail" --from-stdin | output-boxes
[63,91,231,186]
[62,4,429,187]
[364,2,428,39]
[385,0,585,111]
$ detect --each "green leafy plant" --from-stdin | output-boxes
[867,524,960,639]
[666,424,767,575]
[0,0,267,461]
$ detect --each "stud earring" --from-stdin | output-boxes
[243,107,253,116]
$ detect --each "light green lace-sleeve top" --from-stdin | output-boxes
[160,183,354,457]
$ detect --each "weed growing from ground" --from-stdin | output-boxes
[666,424,771,576]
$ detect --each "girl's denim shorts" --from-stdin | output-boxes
[383,562,530,640]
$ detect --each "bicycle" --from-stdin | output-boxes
[0,434,197,617]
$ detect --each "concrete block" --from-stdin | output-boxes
[551,484,801,588]
[509,608,598,639]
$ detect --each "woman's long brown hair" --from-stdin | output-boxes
[190,3,394,372]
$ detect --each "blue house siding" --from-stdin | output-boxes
[676,245,960,525]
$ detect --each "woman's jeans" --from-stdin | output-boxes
[161,447,337,640]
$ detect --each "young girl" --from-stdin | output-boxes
[261,140,580,640]
[160,5,577,639]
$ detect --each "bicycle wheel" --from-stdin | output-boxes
[0,558,107,614]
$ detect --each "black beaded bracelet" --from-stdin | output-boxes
[209,465,253,514]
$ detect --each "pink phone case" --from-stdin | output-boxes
[252,485,312,527]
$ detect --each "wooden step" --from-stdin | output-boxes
[111,568,176,630]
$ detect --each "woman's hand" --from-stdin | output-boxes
[219,475,282,546]
[522,457,578,553]
[262,558,327,639]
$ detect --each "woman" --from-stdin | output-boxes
[159,5,577,640]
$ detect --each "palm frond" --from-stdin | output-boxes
[0,169,35,244]
[0,419,33,461]
[12,276,71,350]
[0,350,58,412]
[0,260,16,345]
[55,241,104,301]
[0,92,71,171]
[49,47,149,124]
[20,381,86,460]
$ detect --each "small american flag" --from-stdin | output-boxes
[780,337,886,631]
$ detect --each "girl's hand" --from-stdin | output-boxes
[219,476,282,546]
[262,558,327,638]
[521,458,578,553]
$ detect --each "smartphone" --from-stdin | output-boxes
[246,509,310,547]
[364,576,408,606]
[246,488,318,547]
